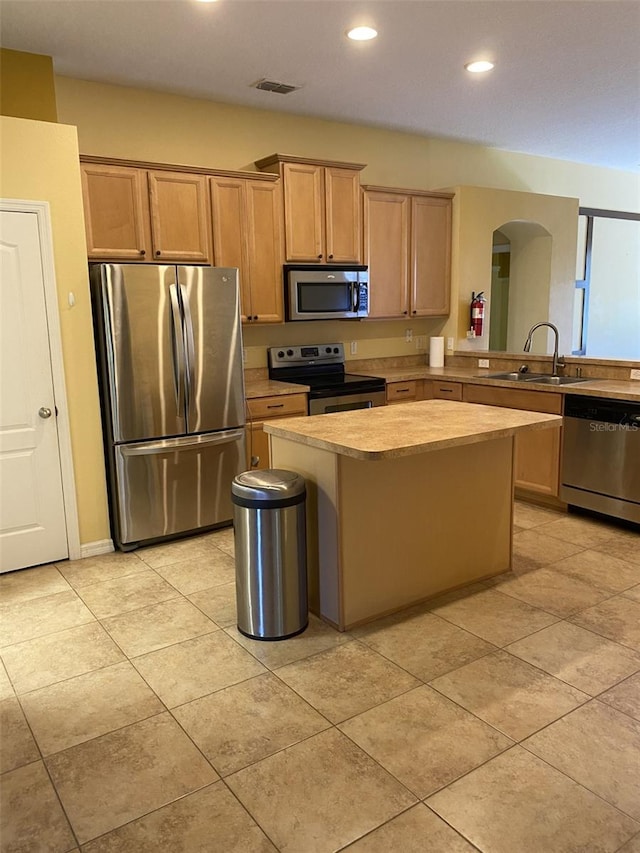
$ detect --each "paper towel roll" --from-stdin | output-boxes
[429,336,445,367]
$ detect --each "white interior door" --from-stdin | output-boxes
[0,210,68,571]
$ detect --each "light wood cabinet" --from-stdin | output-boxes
[432,380,462,401]
[462,384,563,500]
[210,175,284,323]
[147,171,210,262]
[81,158,211,263]
[255,154,365,263]
[80,163,151,260]
[363,186,453,319]
[245,393,307,469]
[386,379,424,404]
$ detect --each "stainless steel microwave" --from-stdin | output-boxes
[285,265,369,321]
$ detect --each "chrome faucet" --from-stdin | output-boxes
[523,322,565,376]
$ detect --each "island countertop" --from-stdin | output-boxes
[264,399,561,460]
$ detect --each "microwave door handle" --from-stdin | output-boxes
[352,282,359,313]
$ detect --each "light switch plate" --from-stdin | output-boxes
[350,341,358,355]
[446,337,454,351]
[630,368,640,380]
[478,358,490,368]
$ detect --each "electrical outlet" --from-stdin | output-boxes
[630,368,640,380]
[446,337,454,351]
[478,358,490,368]
[405,329,413,343]
[242,348,247,363]
[350,341,358,356]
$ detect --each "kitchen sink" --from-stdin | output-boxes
[483,372,588,385]
[523,375,588,385]
[484,372,547,381]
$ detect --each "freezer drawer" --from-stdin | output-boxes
[112,429,245,547]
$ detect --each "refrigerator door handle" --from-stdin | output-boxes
[119,429,246,456]
[169,283,186,412]
[179,283,196,405]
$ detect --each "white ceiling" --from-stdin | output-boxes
[2,0,639,171]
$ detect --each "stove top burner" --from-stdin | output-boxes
[268,342,385,399]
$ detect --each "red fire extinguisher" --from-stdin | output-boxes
[470,291,486,337]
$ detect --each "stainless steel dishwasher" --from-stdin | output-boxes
[561,395,640,524]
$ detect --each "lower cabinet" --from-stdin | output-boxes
[245,394,307,469]
[386,379,425,404]
[462,384,563,501]
[430,380,462,401]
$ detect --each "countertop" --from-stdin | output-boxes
[244,378,309,398]
[243,366,640,403]
[264,399,562,460]
[352,365,640,403]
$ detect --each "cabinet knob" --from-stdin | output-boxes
[403,311,408,315]
[328,254,334,260]
[412,310,417,314]
[155,250,161,257]
[139,249,146,256]
[317,254,323,259]
[254,315,259,321]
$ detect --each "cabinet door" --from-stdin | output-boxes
[515,427,562,497]
[246,423,270,469]
[462,384,562,498]
[282,163,324,262]
[245,181,285,323]
[81,164,150,260]
[210,176,250,321]
[411,196,452,316]
[386,380,423,404]
[363,191,410,318]
[324,167,361,263]
[148,171,211,263]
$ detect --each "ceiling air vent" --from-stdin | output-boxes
[252,78,300,95]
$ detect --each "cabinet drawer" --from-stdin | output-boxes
[386,380,420,403]
[247,393,307,422]
[432,381,462,401]
[462,384,562,414]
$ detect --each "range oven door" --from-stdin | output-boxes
[309,390,386,415]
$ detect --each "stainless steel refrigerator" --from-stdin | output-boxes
[91,263,246,550]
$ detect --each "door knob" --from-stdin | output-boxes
[38,407,52,419]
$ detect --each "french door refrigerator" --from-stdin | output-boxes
[91,263,246,550]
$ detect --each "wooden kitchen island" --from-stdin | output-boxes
[265,399,562,631]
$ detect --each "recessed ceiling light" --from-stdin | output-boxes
[465,60,495,74]
[347,26,378,41]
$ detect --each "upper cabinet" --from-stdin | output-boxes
[255,154,365,263]
[80,163,151,260]
[147,170,211,263]
[80,158,211,264]
[210,174,284,324]
[363,186,453,319]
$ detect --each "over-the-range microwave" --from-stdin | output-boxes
[285,264,369,321]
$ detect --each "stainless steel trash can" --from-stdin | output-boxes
[232,469,308,640]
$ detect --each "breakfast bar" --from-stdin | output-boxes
[265,399,562,630]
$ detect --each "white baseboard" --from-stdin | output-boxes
[79,539,114,559]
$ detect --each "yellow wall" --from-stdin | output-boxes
[0,49,57,122]
[55,77,639,210]
[0,116,110,545]
[441,187,579,355]
[54,76,638,364]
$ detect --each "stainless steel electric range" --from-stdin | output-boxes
[268,343,386,415]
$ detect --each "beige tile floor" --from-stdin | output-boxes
[1,502,640,852]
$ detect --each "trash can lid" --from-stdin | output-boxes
[232,469,305,502]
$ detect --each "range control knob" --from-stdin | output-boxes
[277,351,285,358]
[333,347,339,354]
[287,349,294,356]
[325,347,332,353]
